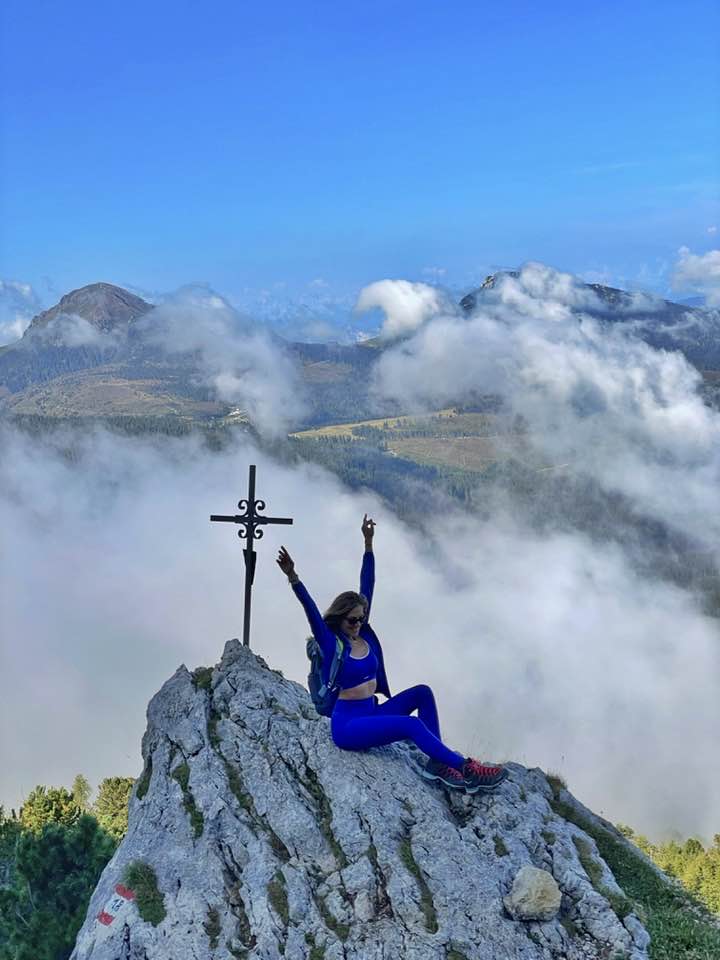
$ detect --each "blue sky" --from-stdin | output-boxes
[1,0,718,308]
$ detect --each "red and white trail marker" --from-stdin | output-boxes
[97,883,136,925]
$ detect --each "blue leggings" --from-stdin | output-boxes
[330,683,466,771]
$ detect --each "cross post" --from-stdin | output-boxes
[210,464,293,647]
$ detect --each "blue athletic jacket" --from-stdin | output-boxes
[291,550,392,699]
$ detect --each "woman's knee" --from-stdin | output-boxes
[414,683,435,703]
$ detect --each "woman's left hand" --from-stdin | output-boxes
[362,513,376,543]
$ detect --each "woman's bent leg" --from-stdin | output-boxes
[332,713,465,771]
[375,684,441,739]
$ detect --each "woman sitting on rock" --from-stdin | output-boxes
[276,514,507,794]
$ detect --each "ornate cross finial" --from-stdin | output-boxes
[211,464,293,647]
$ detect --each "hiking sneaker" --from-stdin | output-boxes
[461,758,508,794]
[421,758,466,791]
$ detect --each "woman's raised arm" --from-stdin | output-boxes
[360,514,375,615]
[276,545,336,660]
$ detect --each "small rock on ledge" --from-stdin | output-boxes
[503,864,562,921]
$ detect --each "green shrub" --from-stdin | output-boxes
[204,905,221,948]
[267,871,289,926]
[171,763,204,838]
[316,893,349,942]
[399,836,438,932]
[192,666,213,691]
[545,771,567,796]
[123,860,166,926]
[573,835,632,919]
[301,765,347,868]
[493,835,509,857]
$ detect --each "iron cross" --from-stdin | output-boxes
[210,464,293,647]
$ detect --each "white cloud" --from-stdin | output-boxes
[707,226,717,235]
[1,421,719,842]
[672,246,720,307]
[34,313,120,349]
[371,261,718,547]
[0,279,44,345]
[354,279,451,340]
[138,284,306,438]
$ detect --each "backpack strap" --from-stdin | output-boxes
[325,634,348,694]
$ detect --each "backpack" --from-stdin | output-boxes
[306,633,349,716]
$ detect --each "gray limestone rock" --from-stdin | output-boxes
[71,640,651,960]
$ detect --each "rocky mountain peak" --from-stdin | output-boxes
[459,272,687,319]
[24,283,152,338]
[71,639,654,960]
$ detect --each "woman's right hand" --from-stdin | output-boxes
[276,545,296,577]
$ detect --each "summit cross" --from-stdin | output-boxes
[210,464,293,648]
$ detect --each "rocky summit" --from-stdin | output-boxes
[71,641,653,960]
[24,283,152,338]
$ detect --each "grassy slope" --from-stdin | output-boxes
[546,778,720,960]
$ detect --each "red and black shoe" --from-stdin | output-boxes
[421,758,466,791]
[462,758,508,793]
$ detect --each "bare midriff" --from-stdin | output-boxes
[337,638,378,700]
[337,678,377,700]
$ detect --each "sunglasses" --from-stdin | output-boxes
[344,616,365,625]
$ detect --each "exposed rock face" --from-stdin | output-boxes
[24,283,152,339]
[0,284,156,396]
[503,865,562,922]
[71,640,650,960]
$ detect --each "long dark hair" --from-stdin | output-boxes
[323,591,368,635]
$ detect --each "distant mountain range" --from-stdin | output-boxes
[1,277,718,426]
[0,282,382,425]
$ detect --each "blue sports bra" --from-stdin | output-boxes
[337,641,378,690]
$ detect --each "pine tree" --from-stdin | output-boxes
[0,807,21,890]
[19,786,81,834]
[0,815,116,960]
[93,777,134,840]
[71,775,92,812]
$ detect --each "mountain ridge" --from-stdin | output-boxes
[2,277,718,427]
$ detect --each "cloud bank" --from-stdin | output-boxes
[371,262,720,548]
[2,260,720,844]
[672,246,720,307]
[138,284,307,438]
[1,422,718,841]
